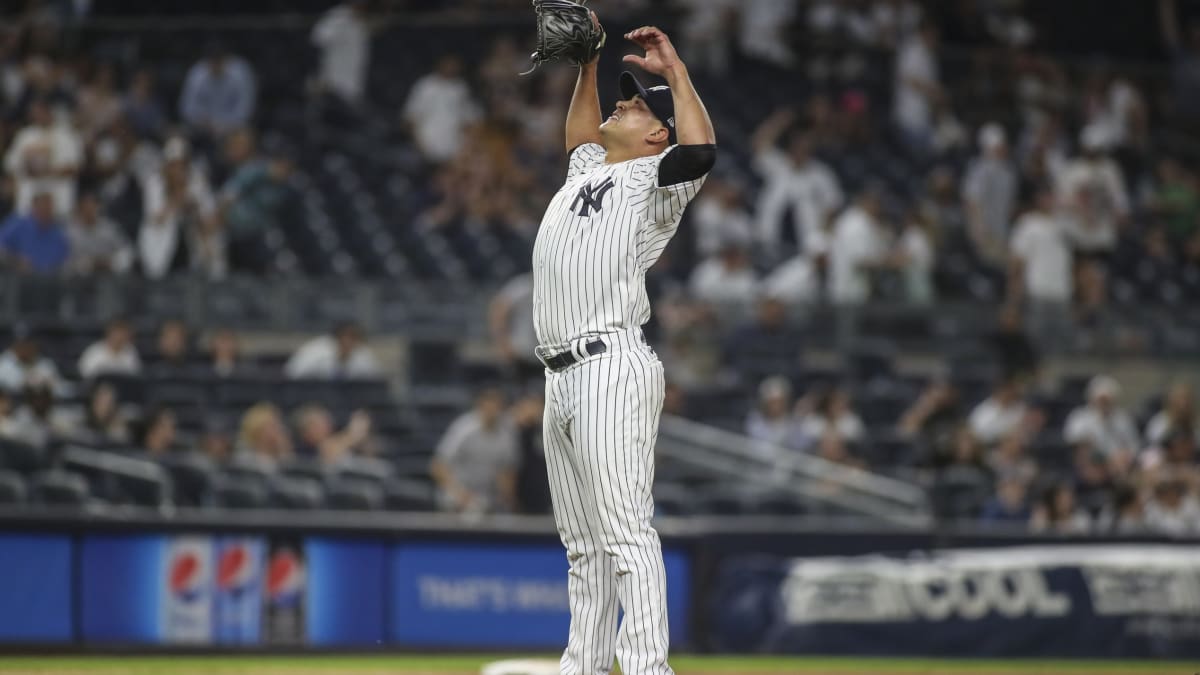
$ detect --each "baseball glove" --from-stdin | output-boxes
[520,0,606,75]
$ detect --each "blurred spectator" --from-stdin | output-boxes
[80,382,129,444]
[813,429,864,468]
[745,376,804,451]
[1138,430,1197,474]
[219,144,295,275]
[1145,382,1197,446]
[676,0,737,74]
[208,327,242,378]
[1096,483,1148,534]
[0,323,62,394]
[78,316,140,379]
[138,406,180,456]
[65,191,132,275]
[1143,478,1200,535]
[153,319,191,374]
[723,296,804,385]
[284,322,381,379]
[0,190,69,273]
[1064,375,1140,459]
[962,123,1018,265]
[829,187,889,306]
[689,239,759,308]
[75,63,121,142]
[1009,182,1073,351]
[138,139,221,279]
[898,377,962,455]
[987,305,1039,381]
[1148,158,1200,244]
[293,405,373,467]
[0,390,12,438]
[200,416,234,464]
[738,0,797,67]
[0,382,74,448]
[237,402,293,469]
[752,109,843,258]
[980,473,1031,525]
[430,387,519,515]
[123,68,166,139]
[918,165,967,249]
[512,393,551,515]
[488,272,540,384]
[987,432,1038,486]
[968,375,1028,446]
[1161,0,1200,122]
[402,56,480,163]
[692,177,754,258]
[937,428,994,507]
[4,98,81,215]
[896,209,935,304]
[1030,482,1091,534]
[893,19,941,154]
[1056,125,1129,255]
[311,0,372,107]
[763,253,819,306]
[179,44,257,139]
[799,386,866,443]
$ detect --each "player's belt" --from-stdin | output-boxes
[540,339,607,372]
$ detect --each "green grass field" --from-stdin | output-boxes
[0,655,1189,675]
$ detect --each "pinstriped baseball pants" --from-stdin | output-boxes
[543,341,672,675]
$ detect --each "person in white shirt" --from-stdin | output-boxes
[897,210,934,305]
[745,376,804,452]
[1009,182,1074,351]
[1143,478,1200,536]
[78,317,141,379]
[179,45,257,138]
[751,108,843,259]
[1063,375,1140,459]
[284,322,381,379]
[763,252,820,306]
[402,56,481,163]
[962,123,1018,265]
[893,21,941,154]
[66,192,132,276]
[138,139,221,279]
[968,376,1028,445]
[1145,382,1197,447]
[798,386,866,443]
[4,98,83,216]
[0,324,62,394]
[829,187,889,306]
[738,0,797,67]
[311,0,372,106]
[690,177,754,258]
[689,238,760,308]
[430,387,519,514]
[1056,124,1130,254]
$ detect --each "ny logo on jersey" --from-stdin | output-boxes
[571,176,615,217]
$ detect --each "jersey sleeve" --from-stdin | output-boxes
[566,143,607,180]
[632,145,713,228]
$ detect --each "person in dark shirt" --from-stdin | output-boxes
[987,304,1039,381]
[512,392,551,515]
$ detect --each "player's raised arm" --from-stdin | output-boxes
[564,11,605,153]
[623,26,715,146]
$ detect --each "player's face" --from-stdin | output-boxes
[600,95,666,145]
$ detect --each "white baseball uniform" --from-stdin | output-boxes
[532,142,706,675]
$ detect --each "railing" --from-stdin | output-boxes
[657,414,933,526]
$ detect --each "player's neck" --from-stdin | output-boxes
[604,143,662,164]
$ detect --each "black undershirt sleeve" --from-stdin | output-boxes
[657,144,717,187]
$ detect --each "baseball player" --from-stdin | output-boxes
[531,19,716,675]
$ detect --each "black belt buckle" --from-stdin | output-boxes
[545,339,607,372]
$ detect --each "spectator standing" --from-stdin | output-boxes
[430,388,519,515]
[1146,382,1197,446]
[311,0,372,107]
[284,322,381,379]
[896,210,935,305]
[0,191,69,273]
[488,272,541,384]
[829,187,889,307]
[0,323,63,394]
[65,192,131,275]
[4,98,81,216]
[74,64,122,142]
[1056,124,1129,255]
[402,56,480,163]
[962,123,1018,266]
[138,140,220,279]
[512,393,551,515]
[1064,375,1140,460]
[123,68,166,140]
[219,145,295,274]
[1009,182,1073,351]
[752,109,843,260]
[893,20,941,155]
[78,317,141,379]
[179,44,257,139]
[968,376,1028,446]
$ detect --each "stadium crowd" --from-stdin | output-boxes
[0,1,1197,532]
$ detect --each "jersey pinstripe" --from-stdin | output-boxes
[534,142,708,675]
[532,143,706,348]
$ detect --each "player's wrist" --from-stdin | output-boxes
[662,61,688,84]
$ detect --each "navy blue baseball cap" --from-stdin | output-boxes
[619,71,676,145]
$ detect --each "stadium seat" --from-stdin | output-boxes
[269,476,324,510]
[0,438,46,474]
[0,470,26,505]
[279,458,329,485]
[209,475,269,509]
[29,470,90,507]
[383,477,437,512]
[325,479,383,511]
[158,453,217,508]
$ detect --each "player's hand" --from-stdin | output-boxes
[622,26,680,76]
[585,10,604,65]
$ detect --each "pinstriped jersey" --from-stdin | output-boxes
[532,143,707,348]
